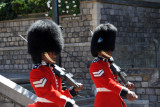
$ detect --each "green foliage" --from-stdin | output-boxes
[0,0,80,21]
[58,0,80,16]
[0,0,16,20]
[11,0,49,15]
[11,0,31,15]
[28,0,49,13]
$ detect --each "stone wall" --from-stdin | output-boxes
[59,1,94,90]
[0,16,51,73]
[124,68,160,107]
[59,0,160,106]
[59,0,160,90]
[0,94,22,107]
[99,0,160,68]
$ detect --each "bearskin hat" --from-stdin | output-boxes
[91,23,117,57]
[27,19,64,64]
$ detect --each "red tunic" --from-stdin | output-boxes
[90,57,127,107]
[28,65,74,107]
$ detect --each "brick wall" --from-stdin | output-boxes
[59,0,160,90]
[99,0,160,68]
[0,16,50,73]
[124,68,160,107]
[59,0,160,106]
[59,1,102,91]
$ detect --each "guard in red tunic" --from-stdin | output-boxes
[27,19,83,107]
[90,23,138,107]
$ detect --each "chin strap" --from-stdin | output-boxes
[44,52,55,63]
[100,51,111,59]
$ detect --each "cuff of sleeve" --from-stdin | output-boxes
[60,95,75,107]
[69,86,78,97]
[120,88,128,98]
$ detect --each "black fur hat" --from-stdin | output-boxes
[27,19,63,64]
[91,23,117,57]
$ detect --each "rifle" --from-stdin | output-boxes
[52,64,79,87]
[100,51,129,87]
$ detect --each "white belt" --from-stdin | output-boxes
[97,88,112,92]
[35,97,53,103]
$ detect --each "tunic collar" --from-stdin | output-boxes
[98,56,108,62]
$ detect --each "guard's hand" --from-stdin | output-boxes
[127,81,135,90]
[126,91,138,101]
[74,83,83,92]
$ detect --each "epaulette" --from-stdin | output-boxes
[32,64,41,69]
[92,58,100,63]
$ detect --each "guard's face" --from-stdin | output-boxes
[98,50,112,58]
[42,52,56,64]
[105,51,112,56]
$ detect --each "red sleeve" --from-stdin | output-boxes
[30,69,74,107]
[90,62,123,96]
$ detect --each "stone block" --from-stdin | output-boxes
[141,82,149,87]
[0,103,16,107]
[79,22,84,27]
[64,62,69,68]
[135,76,142,81]
[66,57,71,62]
[150,103,156,107]
[0,22,4,27]
[149,95,157,102]
[136,88,145,94]
[80,62,85,68]
[7,28,11,32]
[20,27,25,31]
[126,76,135,81]
[73,52,78,56]
[74,62,79,67]
[78,52,83,56]
[156,89,160,95]
[9,65,14,69]
[23,65,28,69]
[13,22,19,27]
[71,38,75,43]
[4,65,9,69]
[142,75,149,81]
[69,62,73,68]
[156,102,160,107]
[146,88,155,95]
[75,27,81,32]
[72,22,78,27]
[86,3,93,9]
[86,15,92,21]
[125,100,149,107]
[22,21,29,26]
[158,96,160,102]
[134,82,141,87]
[83,9,90,14]
[141,95,149,100]
[76,68,82,72]
[84,21,90,26]
[2,28,7,32]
